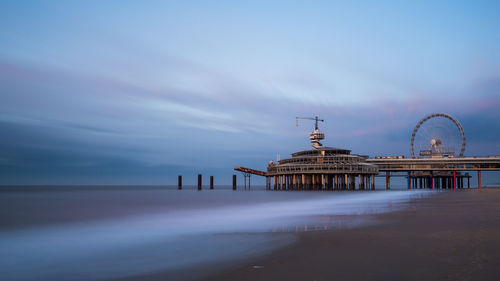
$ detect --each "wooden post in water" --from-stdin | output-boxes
[210,176,214,190]
[198,174,202,190]
[232,174,237,190]
[178,175,182,190]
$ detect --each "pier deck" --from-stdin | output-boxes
[366,156,500,171]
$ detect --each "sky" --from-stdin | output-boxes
[0,0,499,185]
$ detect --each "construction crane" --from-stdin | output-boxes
[296,116,325,149]
[296,116,324,130]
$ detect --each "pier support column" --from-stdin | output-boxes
[210,176,214,190]
[233,174,237,190]
[468,176,470,188]
[198,174,202,190]
[385,171,390,190]
[178,175,182,190]
[453,171,456,190]
[478,171,481,189]
[371,175,375,190]
[358,175,363,190]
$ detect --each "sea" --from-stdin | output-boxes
[0,185,455,281]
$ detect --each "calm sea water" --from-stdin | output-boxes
[0,186,434,281]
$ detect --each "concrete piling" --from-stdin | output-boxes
[210,176,214,190]
[232,174,237,190]
[198,174,202,190]
[178,175,182,190]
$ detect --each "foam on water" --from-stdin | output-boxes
[0,188,435,280]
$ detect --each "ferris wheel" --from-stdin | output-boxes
[410,113,466,158]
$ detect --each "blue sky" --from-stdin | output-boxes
[0,0,499,185]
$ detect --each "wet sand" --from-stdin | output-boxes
[116,189,500,281]
[202,189,500,281]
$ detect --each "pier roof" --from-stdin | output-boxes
[291,147,351,157]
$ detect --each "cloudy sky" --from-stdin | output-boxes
[1,0,499,185]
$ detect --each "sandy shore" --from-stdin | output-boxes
[116,189,500,281]
[202,189,500,281]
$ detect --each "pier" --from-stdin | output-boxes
[233,113,500,191]
[367,157,500,189]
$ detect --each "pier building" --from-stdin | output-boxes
[266,146,378,190]
[264,116,377,190]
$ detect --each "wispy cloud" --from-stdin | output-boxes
[0,0,499,184]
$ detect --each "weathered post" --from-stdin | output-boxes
[210,176,214,190]
[198,174,202,190]
[178,175,182,190]
[232,174,237,190]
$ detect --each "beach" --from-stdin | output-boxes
[200,188,500,281]
[2,187,500,281]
